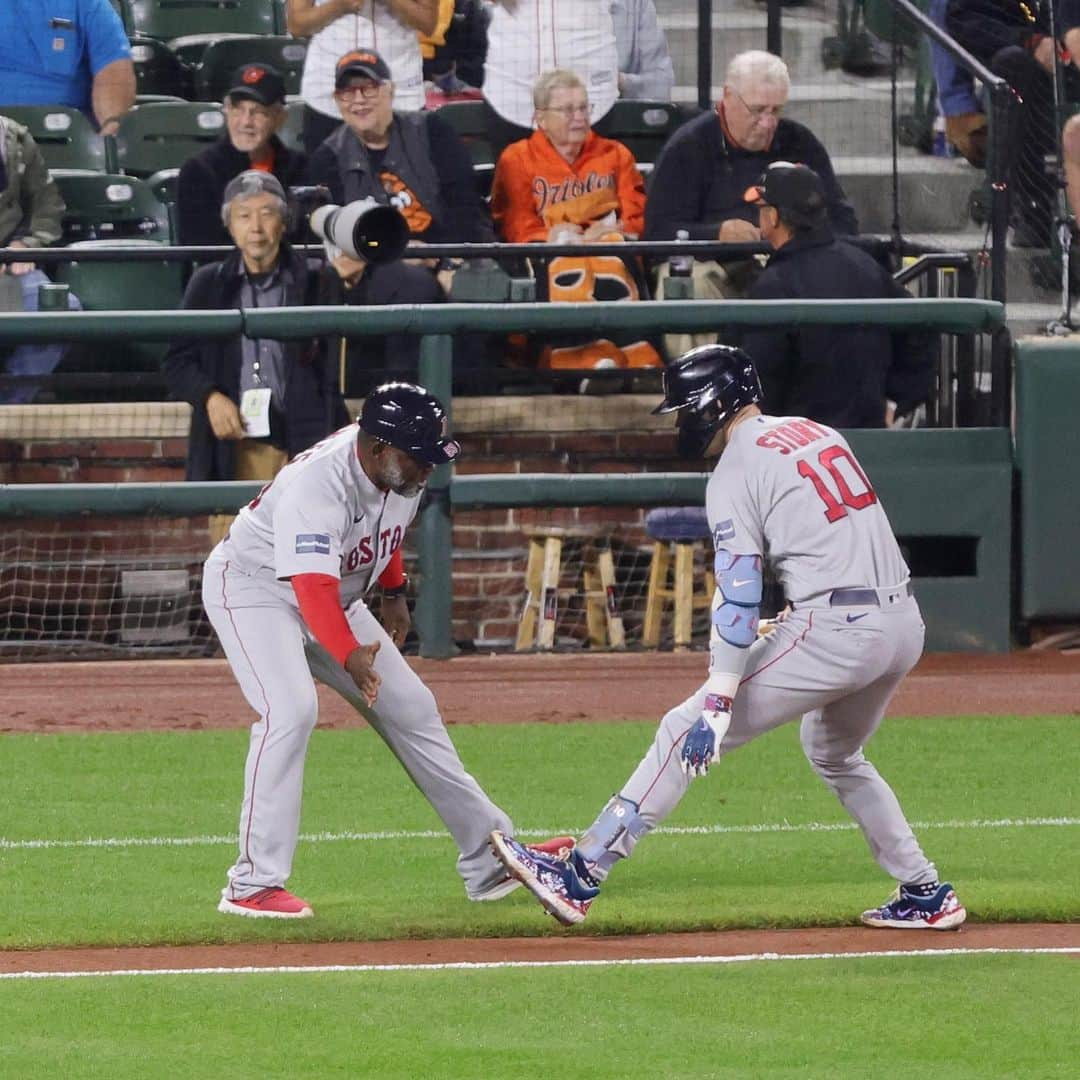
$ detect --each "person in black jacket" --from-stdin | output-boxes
[738,163,934,429]
[176,64,307,248]
[163,171,350,485]
[645,50,857,356]
[947,0,1080,248]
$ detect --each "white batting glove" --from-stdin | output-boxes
[681,685,734,779]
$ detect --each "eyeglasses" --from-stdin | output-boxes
[730,87,783,120]
[336,82,383,100]
[543,103,591,118]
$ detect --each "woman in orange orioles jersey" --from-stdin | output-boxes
[490,68,661,372]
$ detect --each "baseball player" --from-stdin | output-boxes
[204,381,567,918]
[491,346,967,931]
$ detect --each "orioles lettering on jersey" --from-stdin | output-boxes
[341,524,404,574]
[532,171,617,219]
[755,419,832,455]
[378,172,432,234]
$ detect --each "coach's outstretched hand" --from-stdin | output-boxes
[346,642,382,706]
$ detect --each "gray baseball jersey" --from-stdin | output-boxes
[584,412,938,890]
[203,425,513,906]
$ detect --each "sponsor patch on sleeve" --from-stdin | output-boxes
[713,518,735,542]
[295,533,331,555]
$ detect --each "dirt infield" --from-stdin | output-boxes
[4,650,1080,734]
[2,650,1077,975]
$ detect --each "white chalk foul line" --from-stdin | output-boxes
[0,817,1077,852]
[2,946,1078,981]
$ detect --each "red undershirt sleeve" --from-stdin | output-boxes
[291,573,360,666]
[378,547,406,590]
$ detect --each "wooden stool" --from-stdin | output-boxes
[641,507,714,650]
[516,526,626,651]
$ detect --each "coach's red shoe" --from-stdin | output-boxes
[218,887,313,919]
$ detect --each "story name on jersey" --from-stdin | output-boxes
[755,419,832,455]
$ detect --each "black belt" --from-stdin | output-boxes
[828,582,914,607]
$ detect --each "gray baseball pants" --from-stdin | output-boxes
[203,553,513,903]
[599,598,937,886]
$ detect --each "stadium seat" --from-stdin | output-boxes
[596,100,684,165]
[193,35,308,102]
[115,103,226,178]
[277,97,307,154]
[435,100,493,168]
[0,106,107,172]
[53,240,186,381]
[130,0,277,42]
[129,36,195,99]
[50,171,172,244]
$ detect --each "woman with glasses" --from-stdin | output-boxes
[491,70,661,374]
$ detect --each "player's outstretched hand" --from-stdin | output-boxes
[681,693,732,778]
[345,642,381,706]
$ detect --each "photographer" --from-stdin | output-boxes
[163,172,350,486]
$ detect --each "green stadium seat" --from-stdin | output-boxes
[596,100,685,165]
[115,102,226,178]
[0,106,107,172]
[435,100,493,168]
[193,35,308,102]
[53,240,186,380]
[277,97,306,154]
[129,36,195,99]
[130,0,277,42]
[51,170,172,244]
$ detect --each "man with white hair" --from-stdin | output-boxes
[645,51,857,352]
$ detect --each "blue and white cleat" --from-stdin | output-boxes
[860,882,967,930]
[489,831,599,926]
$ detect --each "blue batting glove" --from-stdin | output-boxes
[681,693,732,778]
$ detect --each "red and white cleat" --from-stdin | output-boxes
[218,886,314,919]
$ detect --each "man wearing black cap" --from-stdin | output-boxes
[177,64,307,247]
[738,162,934,429]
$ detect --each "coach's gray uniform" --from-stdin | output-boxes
[607,414,937,886]
[202,426,512,904]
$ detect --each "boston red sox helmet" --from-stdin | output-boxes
[358,382,461,465]
[653,345,763,459]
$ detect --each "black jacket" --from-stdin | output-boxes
[176,134,308,247]
[737,228,935,428]
[306,111,495,243]
[644,110,858,241]
[947,0,1080,64]
[162,246,350,481]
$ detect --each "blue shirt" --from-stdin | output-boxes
[0,0,131,114]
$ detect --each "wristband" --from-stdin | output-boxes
[382,576,409,599]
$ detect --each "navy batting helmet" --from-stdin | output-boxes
[653,345,763,459]
[358,382,461,465]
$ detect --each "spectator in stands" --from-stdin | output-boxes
[612,0,675,102]
[288,0,438,154]
[491,69,660,371]
[163,172,349,484]
[645,50,857,355]
[483,0,619,160]
[928,0,985,166]
[421,0,489,98]
[177,65,307,248]
[947,0,1080,249]
[0,0,135,136]
[0,115,82,405]
[738,162,933,428]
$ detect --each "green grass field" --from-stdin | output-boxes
[3,714,1077,1078]
[2,716,1077,947]
[2,955,1077,1079]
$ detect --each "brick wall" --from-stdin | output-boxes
[0,398,706,652]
